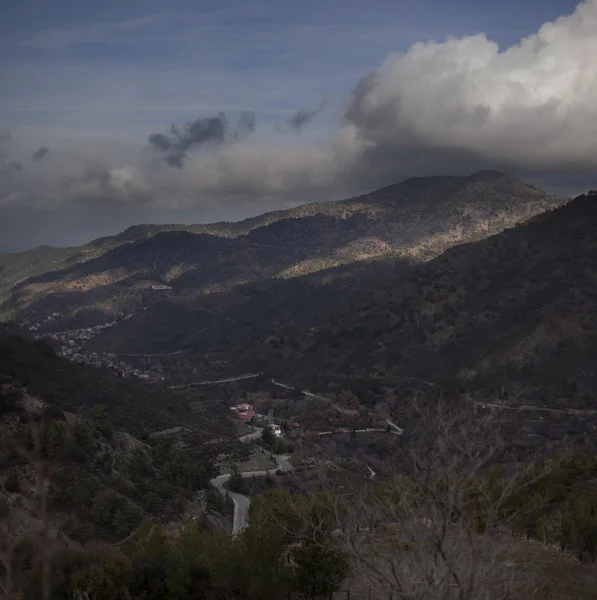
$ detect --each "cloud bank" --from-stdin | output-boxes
[343,0,597,174]
[2,0,597,223]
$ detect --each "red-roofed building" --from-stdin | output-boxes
[237,411,255,422]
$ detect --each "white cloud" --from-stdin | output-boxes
[343,0,597,170]
[2,0,597,219]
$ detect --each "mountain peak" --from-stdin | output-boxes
[395,170,517,192]
[468,170,509,180]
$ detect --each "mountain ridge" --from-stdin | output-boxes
[0,171,565,348]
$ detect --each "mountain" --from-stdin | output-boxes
[84,254,406,355]
[0,171,564,349]
[248,191,597,401]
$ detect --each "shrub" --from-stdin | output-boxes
[0,386,22,415]
[70,551,133,600]
[4,471,20,493]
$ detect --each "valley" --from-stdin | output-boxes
[2,172,597,599]
[4,175,595,455]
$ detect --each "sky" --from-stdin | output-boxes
[1,0,595,251]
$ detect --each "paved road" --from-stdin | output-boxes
[272,378,404,434]
[118,350,183,357]
[208,377,404,533]
[274,454,293,473]
[318,425,402,437]
[239,427,264,442]
[210,454,293,534]
[469,396,597,416]
[172,373,263,390]
[271,379,359,416]
[386,419,404,435]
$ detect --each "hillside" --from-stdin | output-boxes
[249,191,597,401]
[0,171,560,298]
[0,171,564,341]
[84,254,407,355]
[0,326,244,543]
[0,325,238,444]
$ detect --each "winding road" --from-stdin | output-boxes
[271,379,359,416]
[271,378,404,434]
[171,373,263,390]
[207,377,403,534]
[210,454,293,534]
[238,427,264,442]
[172,372,404,434]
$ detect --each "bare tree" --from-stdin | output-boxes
[264,395,568,599]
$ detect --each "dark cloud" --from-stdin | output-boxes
[277,101,327,133]
[147,133,172,152]
[0,161,23,174]
[32,146,50,162]
[233,111,256,141]
[148,111,256,168]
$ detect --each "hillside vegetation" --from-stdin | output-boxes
[0,172,563,339]
[3,393,597,600]
[247,192,597,403]
[0,326,244,548]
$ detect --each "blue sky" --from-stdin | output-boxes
[0,0,580,142]
[1,0,595,251]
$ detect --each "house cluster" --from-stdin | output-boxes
[27,322,163,383]
[229,403,303,439]
[230,402,255,421]
[67,350,163,382]
[269,424,283,438]
[22,312,64,329]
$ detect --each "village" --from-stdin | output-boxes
[229,402,304,438]
[23,317,165,383]
[22,315,403,443]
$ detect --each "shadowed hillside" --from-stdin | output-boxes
[0,172,564,339]
[247,192,597,401]
[0,325,244,547]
